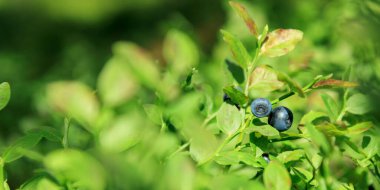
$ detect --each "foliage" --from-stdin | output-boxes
[0,0,380,190]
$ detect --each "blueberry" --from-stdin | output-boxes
[250,98,272,118]
[268,106,293,132]
[262,153,270,163]
[223,93,231,102]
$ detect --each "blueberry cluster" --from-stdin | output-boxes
[250,98,293,132]
[223,92,293,132]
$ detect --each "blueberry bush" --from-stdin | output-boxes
[0,1,380,190]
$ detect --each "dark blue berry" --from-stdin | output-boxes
[268,106,293,132]
[250,98,272,118]
[262,153,270,163]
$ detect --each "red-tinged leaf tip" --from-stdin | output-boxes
[229,1,258,37]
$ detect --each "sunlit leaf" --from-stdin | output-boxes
[98,58,139,107]
[223,86,248,105]
[248,66,284,92]
[189,125,219,164]
[263,160,291,190]
[346,93,372,115]
[211,175,266,190]
[312,79,358,89]
[221,30,252,68]
[163,29,199,75]
[277,149,305,164]
[260,29,303,57]
[315,122,345,136]
[46,81,99,131]
[0,82,10,111]
[347,122,373,135]
[99,114,143,153]
[229,1,258,37]
[300,110,328,124]
[113,42,160,89]
[246,125,279,137]
[44,149,106,190]
[215,151,258,167]
[217,103,241,135]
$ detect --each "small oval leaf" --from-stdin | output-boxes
[217,103,241,135]
[346,94,372,115]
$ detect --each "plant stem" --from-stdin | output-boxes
[0,158,4,190]
[63,118,71,149]
[201,111,218,128]
[166,142,190,160]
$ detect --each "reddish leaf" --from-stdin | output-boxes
[312,79,358,89]
[229,1,258,37]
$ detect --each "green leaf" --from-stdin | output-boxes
[99,114,143,153]
[246,125,279,137]
[163,29,199,75]
[223,86,248,105]
[20,176,61,190]
[2,133,43,163]
[215,151,258,167]
[248,66,284,93]
[263,160,292,190]
[260,29,303,57]
[258,25,269,46]
[26,127,62,142]
[217,103,241,135]
[221,29,252,68]
[347,122,373,135]
[46,81,100,131]
[211,175,266,190]
[276,71,304,97]
[229,1,258,37]
[0,82,10,111]
[143,104,163,125]
[113,42,160,89]
[306,124,331,154]
[315,122,345,136]
[346,93,372,115]
[292,167,313,182]
[312,79,358,89]
[320,93,339,120]
[189,125,219,164]
[225,59,245,84]
[277,149,305,164]
[97,58,139,107]
[44,149,106,190]
[300,110,328,124]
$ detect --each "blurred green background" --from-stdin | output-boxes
[0,0,379,188]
